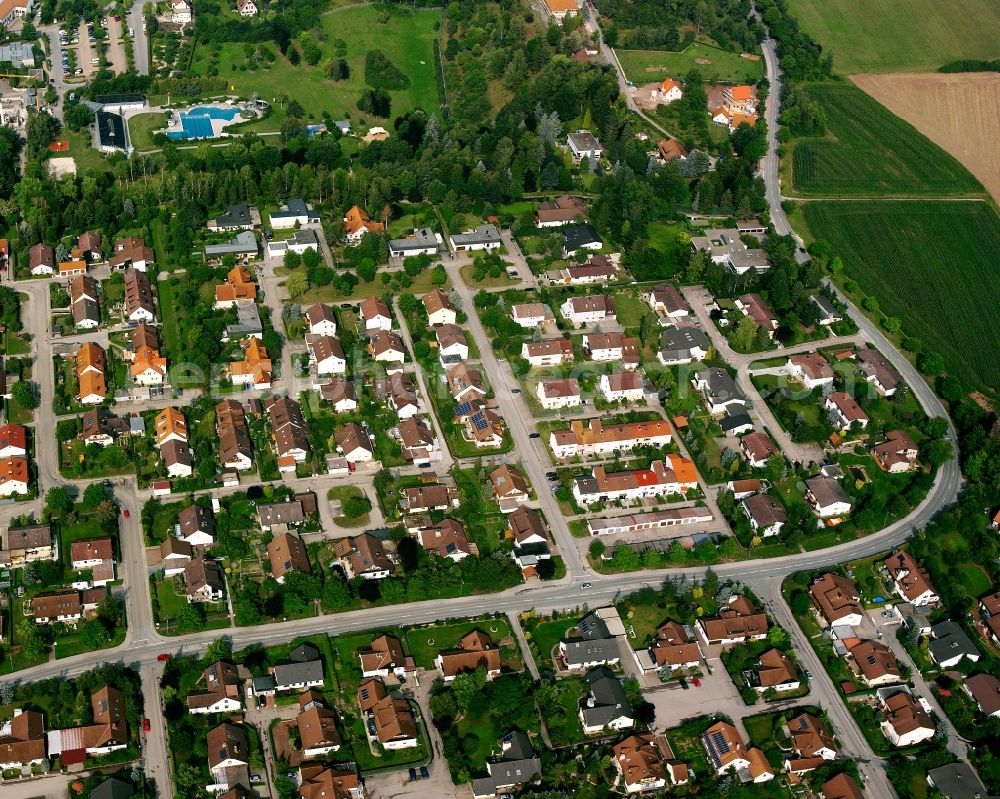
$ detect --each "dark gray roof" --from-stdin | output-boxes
[225,302,262,339]
[258,500,305,527]
[205,231,259,257]
[214,204,253,228]
[452,224,501,247]
[501,730,534,761]
[252,675,276,692]
[660,326,710,360]
[272,660,323,687]
[91,778,134,799]
[96,110,129,151]
[720,412,753,432]
[695,367,746,403]
[577,612,611,641]
[563,224,602,253]
[290,642,320,662]
[580,666,633,728]
[810,294,840,318]
[927,762,995,799]
[272,198,316,220]
[562,638,620,667]
[929,621,980,663]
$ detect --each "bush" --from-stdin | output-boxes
[364,50,411,90]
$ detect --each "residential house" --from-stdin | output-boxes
[735,293,778,337]
[269,199,319,229]
[567,131,602,161]
[184,558,224,602]
[293,691,341,759]
[826,392,869,431]
[76,342,107,404]
[648,284,688,319]
[572,454,698,506]
[549,418,672,460]
[335,422,374,463]
[422,288,456,326]
[787,353,835,389]
[213,266,257,309]
[783,713,837,775]
[509,303,555,328]
[536,195,589,227]
[821,773,866,799]
[155,407,188,447]
[559,612,621,671]
[741,493,787,537]
[963,672,1000,719]
[268,396,310,463]
[161,538,193,576]
[435,630,502,682]
[319,379,357,414]
[305,304,338,336]
[447,363,487,403]
[655,78,683,103]
[600,371,645,403]
[160,438,193,478]
[879,692,935,747]
[927,621,980,668]
[873,430,919,473]
[884,551,938,606]
[471,731,543,799]
[656,137,688,163]
[32,589,85,624]
[0,457,28,496]
[450,225,502,252]
[187,661,243,714]
[727,478,762,500]
[216,400,253,471]
[272,661,324,694]
[1,524,54,565]
[857,348,901,397]
[579,666,633,735]
[70,275,101,330]
[46,686,128,764]
[691,368,747,414]
[416,519,472,562]
[740,432,778,468]
[562,224,604,256]
[809,573,864,627]
[70,538,115,585]
[266,229,319,258]
[811,295,843,326]
[109,237,154,272]
[298,764,363,799]
[359,296,393,332]
[124,268,155,322]
[552,256,618,286]
[343,206,384,243]
[536,378,581,410]
[658,327,710,365]
[177,504,215,547]
[522,338,573,366]
[696,595,769,646]
[368,330,406,367]
[641,621,703,672]
[848,640,901,687]
[459,404,506,449]
[0,423,26,458]
[613,732,688,794]
[357,679,418,749]
[400,483,459,514]
[307,335,347,376]
[171,0,192,23]
[333,534,393,579]
[387,227,442,258]
[385,371,421,419]
[205,723,248,792]
[359,634,410,679]
[560,294,615,328]
[584,332,639,367]
[490,464,529,509]
[268,533,311,583]
[436,324,469,366]
[926,763,993,799]
[701,721,750,775]
[690,229,769,274]
[29,242,55,275]
[543,0,579,21]
[257,501,306,531]
[397,416,438,466]
[746,648,799,693]
[805,476,853,518]
[208,203,259,231]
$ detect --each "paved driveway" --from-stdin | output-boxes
[644,653,747,734]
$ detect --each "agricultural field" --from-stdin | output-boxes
[617,42,764,85]
[789,83,984,197]
[851,72,1000,204]
[784,0,1000,73]
[801,199,1000,390]
[188,5,442,120]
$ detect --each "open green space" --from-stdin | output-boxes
[789,83,983,197]
[188,5,442,120]
[802,199,1000,390]
[617,42,764,84]
[784,0,1000,73]
[127,111,170,151]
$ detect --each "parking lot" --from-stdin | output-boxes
[644,653,747,732]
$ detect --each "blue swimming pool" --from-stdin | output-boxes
[166,106,242,140]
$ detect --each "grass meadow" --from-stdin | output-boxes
[617,42,764,84]
[188,5,442,120]
[789,83,983,197]
[785,0,1000,73]
[802,199,1000,391]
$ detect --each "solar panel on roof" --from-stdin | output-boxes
[455,402,472,416]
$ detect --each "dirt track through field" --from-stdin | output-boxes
[852,72,1000,204]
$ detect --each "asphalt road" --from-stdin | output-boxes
[130,0,150,75]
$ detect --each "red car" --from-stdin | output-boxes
[123,509,130,519]
[142,719,151,732]
[692,677,702,687]
[157,653,169,662]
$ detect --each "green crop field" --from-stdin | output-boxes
[802,200,1000,390]
[790,83,983,197]
[189,5,442,119]
[617,42,764,85]
[785,0,1000,73]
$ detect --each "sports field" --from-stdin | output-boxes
[852,72,1000,205]
[784,0,1000,73]
[189,5,442,119]
[789,83,983,197]
[802,200,1000,390]
[617,42,764,84]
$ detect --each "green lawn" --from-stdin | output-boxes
[617,42,764,84]
[789,83,983,197]
[957,562,992,597]
[803,200,1000,390]
[785,0,1000,72]
[404,617,512,670]
[127,111,171,151]
[188,5,442,120]
[61,127,112,175]
[525,616,576,670]
[327,485,370,527]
